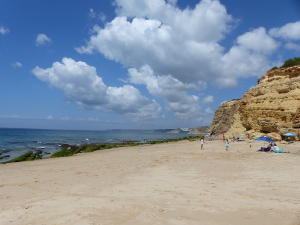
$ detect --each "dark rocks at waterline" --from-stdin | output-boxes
[2,150,43,163]
[2,136,202,163]
[0,155,10,160]
[0,150,11,154]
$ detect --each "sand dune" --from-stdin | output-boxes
[1,140,300,225]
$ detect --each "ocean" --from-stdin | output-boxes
[0,128,196,163]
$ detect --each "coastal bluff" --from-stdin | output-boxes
[210,65,300,141]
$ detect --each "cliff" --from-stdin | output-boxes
[209,99,245,137]
[168,126,209,134]
[210,65,300,141]
[189,126,209,134]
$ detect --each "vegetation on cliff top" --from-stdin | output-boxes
[270,57,300,71]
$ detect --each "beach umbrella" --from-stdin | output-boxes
[283,133,296,136]
[237,134,244,137]
[283,132,296,142]
[255,136,275,148]
[255,136,275,142]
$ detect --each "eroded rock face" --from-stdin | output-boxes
[189,126,209,134]
[210,65,300,141]
[209,99,246,137]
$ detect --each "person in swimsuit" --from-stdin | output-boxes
[225,139,229,151]
[200,138,204,150]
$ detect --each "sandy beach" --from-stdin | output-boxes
[0,139,300,225]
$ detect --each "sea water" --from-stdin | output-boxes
[0,128,196,163]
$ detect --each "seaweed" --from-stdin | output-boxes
[3,135,195,162]
[2,150,43,163]
[0,155,10,160]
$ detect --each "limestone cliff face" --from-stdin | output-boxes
[210,65,300,140]
[189,126,209,134]
[209,99,245,136]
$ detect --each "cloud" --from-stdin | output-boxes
[0,26,9,35]
[236,27,278,54]
[11,62,22,68]
[76,0,283,91]
[73,0,299,120]
[128,65,202,119]
[284,42,300,51]
[32,58,162,121]
[36,33,52,46]
[89,8,106,22]
[202,95,214,104]
[220,101,227,105]
[88,117,99,121]
[47,115,53,119]
[89,9,97,18]
[205,107,214,115]
[217,27,280,88]
[269,21,300,40]
[76,0,234,84]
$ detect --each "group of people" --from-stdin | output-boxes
[200,137,229,151]
[200,136,283,152]
[267,142,280,152]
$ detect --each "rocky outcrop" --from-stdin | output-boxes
[168,129,183,133]
[209,99,245,136]
[168,126,209,134]
[210,65,300,141]
[189,126,209,134]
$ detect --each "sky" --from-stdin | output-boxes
[0,0,300,130]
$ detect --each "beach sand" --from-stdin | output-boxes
[0,140,300,225]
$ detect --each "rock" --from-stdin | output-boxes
[209,65,300,141]
[209,99,245,138]
[189,126,209,134]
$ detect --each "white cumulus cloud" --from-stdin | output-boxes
[284,42,300,51]
[202,95,214,104]
[76,0,234,84]
[128,65,202,119]
[269,21,300,40]
[236,27,278,54]
[11,62,22,68]
[76,0,284,91]
[36,33,52,46]
[205,107,214,115]
[32,58,162,121]
[0,26,9,35]
[73,0,300,119]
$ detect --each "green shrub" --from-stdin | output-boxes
[269,57,300,71]
[281,57,300,68]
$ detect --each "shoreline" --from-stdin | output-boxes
[1,139,300,224]
[0,127,202,163]
[0,135,201,164]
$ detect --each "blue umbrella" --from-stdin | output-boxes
[255,136,275,142]
[237,134,244,137]
[283,133,296,136]
[204,135,210,137]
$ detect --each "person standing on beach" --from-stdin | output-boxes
[225,139,229,151]
[200,138,204,150]
[249,139,252,148]
[222,134,225,142]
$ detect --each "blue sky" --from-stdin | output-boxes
[1,0,299,130]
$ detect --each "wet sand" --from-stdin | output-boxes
[0,139,300,225]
